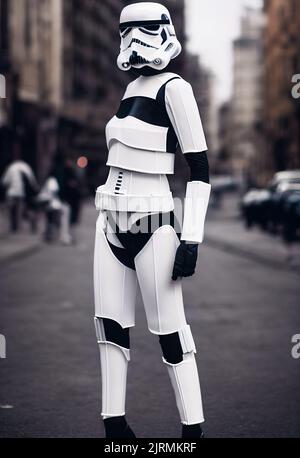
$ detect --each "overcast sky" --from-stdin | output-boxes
[185,0,263,103]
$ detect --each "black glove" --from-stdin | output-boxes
[172,241,199,281]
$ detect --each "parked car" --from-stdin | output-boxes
[269,171,300,191]
[241,170,300,233]
[241,189,271,229]
[281,189,300,243]
[267,182,300,234]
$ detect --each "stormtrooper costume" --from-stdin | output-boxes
[93,2,211,439]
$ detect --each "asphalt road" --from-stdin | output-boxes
[0,204,300,438]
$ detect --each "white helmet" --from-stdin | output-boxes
[117,2,182,72]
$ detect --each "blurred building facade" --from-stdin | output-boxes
[217,101,233,175]
[263,0,300,181]
[0,0,188,191]
[231,7,266,187]
[1,0,133,189]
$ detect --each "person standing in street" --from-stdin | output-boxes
[61,157,82,242]
[93,3,211,439]
[46,153,80,245]
[1,147,38,233]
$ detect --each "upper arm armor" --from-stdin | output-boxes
[165,78,208,154]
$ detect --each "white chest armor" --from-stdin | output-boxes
[106,72,181,175]
[96,72,208,213]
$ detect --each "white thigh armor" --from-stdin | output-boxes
[94,211,185,333]
[134,225,185,334]
[94,212,138,329]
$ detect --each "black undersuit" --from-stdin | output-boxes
[105,211,181,271]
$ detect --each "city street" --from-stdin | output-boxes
[0,201,300,438]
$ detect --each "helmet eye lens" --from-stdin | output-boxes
[120,27,132,37]
[142,24,160,32]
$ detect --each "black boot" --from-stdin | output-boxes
[182,424,204,439]
[104,416,136,439]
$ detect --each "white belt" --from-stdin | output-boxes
[95,189,174,213]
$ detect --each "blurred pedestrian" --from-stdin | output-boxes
[38,156,73,245]
[38,175,62,243]
[51,153,82,243]
[61,157,82,240]
[1,147,38,233]
[22,166,40,234]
